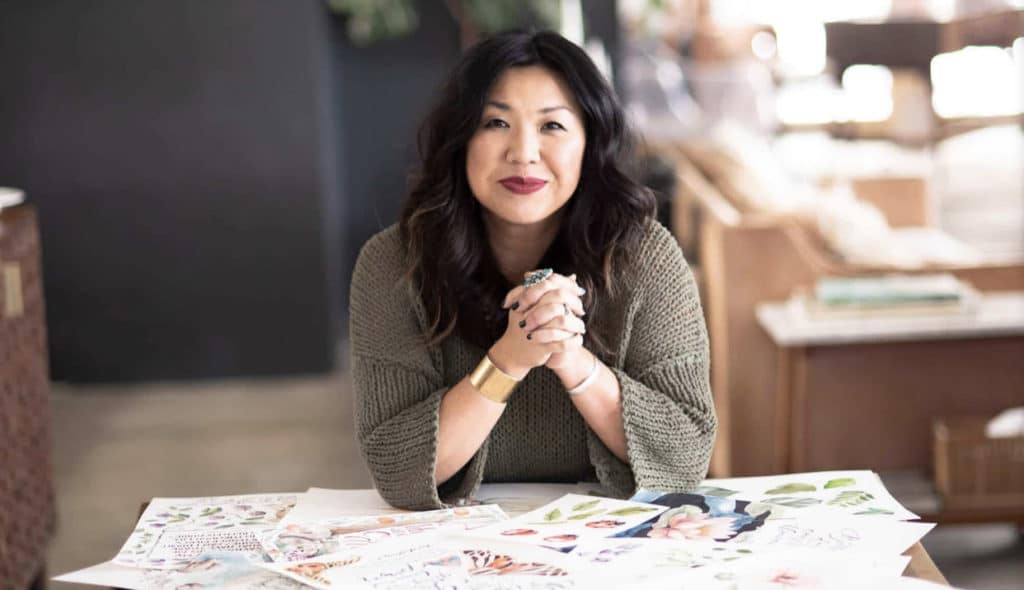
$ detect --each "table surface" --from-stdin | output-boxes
[904,542,949,585]
[757,291,1024,347]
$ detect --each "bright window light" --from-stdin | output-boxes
[931,45,1023,117]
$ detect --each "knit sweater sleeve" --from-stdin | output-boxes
[586,221,718,497]
[349,227,486,510]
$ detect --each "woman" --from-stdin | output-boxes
[350,30,716,510]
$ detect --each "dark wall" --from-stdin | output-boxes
[0,0,342,381]
[0,0,621,382]
[331,2,461,322]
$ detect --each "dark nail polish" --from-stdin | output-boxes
[526,333,532,340]
[518,320,526,328]
[511,301,520,310]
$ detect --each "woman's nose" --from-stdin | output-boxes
[506,128,540,164]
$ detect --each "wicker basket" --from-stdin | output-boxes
[933,416,1024,509]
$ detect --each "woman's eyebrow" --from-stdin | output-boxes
[486,100,574,114]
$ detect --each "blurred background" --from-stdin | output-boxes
[0,0,1021,588]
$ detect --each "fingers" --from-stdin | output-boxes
[503,271,584,311]
[520,303,587,334]
[538,333,585,353]
[514,276,585,315]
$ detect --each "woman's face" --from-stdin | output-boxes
[466,65,586,232]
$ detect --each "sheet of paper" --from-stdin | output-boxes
[113,492,299,569]
[691,470,919,521]
[262,504,508,562]
[673,548,913,590]
[54,552,303,589]
[280,487,409,525]
[467,494,667,549]
[262,534,586,590]
[473,482,606,517]
[618,490,932,554]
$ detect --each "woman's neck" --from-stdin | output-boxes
[484,212,562,285]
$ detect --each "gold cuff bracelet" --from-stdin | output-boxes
[469,355,520,403]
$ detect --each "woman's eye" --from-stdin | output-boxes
[542,121,566,131]
[483,118,509,128]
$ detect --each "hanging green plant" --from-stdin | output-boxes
[325,0,560,46]
[326,0,419,46]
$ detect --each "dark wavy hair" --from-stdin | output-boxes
[399,30,655,357]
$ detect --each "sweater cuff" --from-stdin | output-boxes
[361,387,489,510]
[603,364,715,494]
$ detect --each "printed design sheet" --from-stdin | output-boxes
[690,470,919,521]
[467,494,666,549]
[54,552,303,590]
[279,487,409,525]
[621,491,933,554]
[263,535,584,590]
[113,493,299,569]
[262,504,508,562]
[473,482,607,517]
[612,492,772,542]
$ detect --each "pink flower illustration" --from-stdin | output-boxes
[767,568,816,587]
[647,512,736,541]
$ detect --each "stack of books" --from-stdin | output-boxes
[791,273,979,320]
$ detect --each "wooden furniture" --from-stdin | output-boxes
[904,542,948,586]
[825,7,1024,86]
[661,146,1024,478]
[0,204,55,589]
[756,292,1024,474]
[823,7,1024,142]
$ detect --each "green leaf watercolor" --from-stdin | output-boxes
[606,507,659,516]
[824,478,857,489]
[567,510,603,520]
[544,508,562,522]
[854,507,894,516]
[572,499,601,512]
[829,490,874,507]
[694,486,740,497]
[764,496,821,508]
[765,483,817,495]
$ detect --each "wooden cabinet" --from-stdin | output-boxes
[0,204,54,588]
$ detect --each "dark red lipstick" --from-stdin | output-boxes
[498,176,548,194]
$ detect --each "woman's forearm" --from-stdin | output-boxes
[554,349,629,463]
[434,375,507,484]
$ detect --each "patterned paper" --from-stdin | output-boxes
[263,535,585,590]
[113,493,298,569]
[691,470,919,521]
[261,504,508,562]
[467,494,666,549]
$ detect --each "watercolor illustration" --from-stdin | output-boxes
[613,493,771,542]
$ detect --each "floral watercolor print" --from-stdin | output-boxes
[612,493,771,542]
[728,516,934,555]
[278,488,409,525]
[142,551,306,589]
[265,536,583,590]
[680,548,914,590]
[693,470,918,521]
[261,504,508,562]
[467,494,665,547]
[472,482,608,518]
[572,538,756,570]
[113,493,299,569]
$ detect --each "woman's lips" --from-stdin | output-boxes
[498,176,548,194]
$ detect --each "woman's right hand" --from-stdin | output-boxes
[487,271,585,379]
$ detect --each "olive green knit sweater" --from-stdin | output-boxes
[350,220,716,510]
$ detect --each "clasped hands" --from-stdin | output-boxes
[488,270,589,380]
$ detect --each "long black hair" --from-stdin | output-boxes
[399,30,655,357]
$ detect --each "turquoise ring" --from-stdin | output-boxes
[523,268,553,288]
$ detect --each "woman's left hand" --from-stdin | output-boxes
[502,271,587,370]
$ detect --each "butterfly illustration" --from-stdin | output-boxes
[462,549,568,577]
